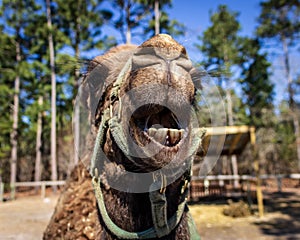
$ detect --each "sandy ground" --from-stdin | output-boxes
[190,190,300,240]
[190,204,273,240]
[0,195,58,240]
[1,191,300,240]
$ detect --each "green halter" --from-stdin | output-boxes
[90,55,202,239]
[92,172,192,239]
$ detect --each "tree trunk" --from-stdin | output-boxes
[10,40,21,190]
[35,96,43,186]
[125,0,131,44]
[73,3,81,166]
[231,155,239,188]
[226,90,234,126]
[225,90,239,185]
[293,117,300,171]
[282,36,300,171]
[46,0,58,190]
[154,0,160,35]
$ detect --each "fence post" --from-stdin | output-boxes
[41,183,46,198]
[250,127,264,217]
[204,179,210,196]
[0,182,4,202]
[246,179,253,208]
[277,176,282,192]
[10,183,15,200]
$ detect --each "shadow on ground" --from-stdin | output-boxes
[254,191,300,240]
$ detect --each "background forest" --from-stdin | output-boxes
[0,0,300,187]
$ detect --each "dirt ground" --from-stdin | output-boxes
[1,190,300,240]
[190,190,300,240]
[0,195,58,240]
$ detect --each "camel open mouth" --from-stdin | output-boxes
[132,104,188,148]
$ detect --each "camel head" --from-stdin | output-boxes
[81,34,205,193]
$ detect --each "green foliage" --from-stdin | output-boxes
[111,0,150,43]
[0,0,298,181]
[256,0,300,171]
[239,38,275,127]
[197,5,242,80]
[0,0,42,182]
[144,0,186,37]
[275,103,298,170]
[0,0,115,182]
[229,90,249,125]
[256,0,300,42]
[111,0,185,43]
[55,0,113,51]
[196,5,249,126]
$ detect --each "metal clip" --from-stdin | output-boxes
[94,167,99,179]
[181,179,189,194]
[160,175,167,194]
[152,172,167,194]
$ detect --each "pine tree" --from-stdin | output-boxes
[54,0,113,165]
[196,5,243,125]
[239,38,275,127]
[0,0,38,188]
[0,30,15,183]
[45,0,58,190]
[256,0,300,170]
[111,0,185,43]
[111,0,150,43]
[143,0,185,37]
[197,5,248,185]
[276,101,298,172]
[24,7,48,182]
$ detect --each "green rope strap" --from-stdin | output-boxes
[90,108,110,175]
[186,211,201,240]
[92,175,187,239]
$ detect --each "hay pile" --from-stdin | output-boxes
[43,163,99,240]
[223,200,251,218]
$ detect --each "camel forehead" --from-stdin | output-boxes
[126,34,194,97]
[91,34,188,77]
[140,34,187,57]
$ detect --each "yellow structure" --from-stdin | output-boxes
[201,125,264,217]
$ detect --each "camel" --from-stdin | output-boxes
[44,34,204,240]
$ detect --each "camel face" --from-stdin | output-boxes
[80,34,204,192]
[106,34,202,174]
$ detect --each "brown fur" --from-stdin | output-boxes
[44,34,200,240]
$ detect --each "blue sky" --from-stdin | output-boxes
[57,0,300,106]
[169,0,261,37]
[167,0,261,60]
[100,0,297,107]
[166,0,300,106]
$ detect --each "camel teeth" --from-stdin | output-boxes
[146,128,185,146]
[179,129,184,139]
[169,129,180,145]
[154,128,168,144]
[148,128,157,137]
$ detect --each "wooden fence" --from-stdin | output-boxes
[0,180,66,201]
[190,174,300,200]
[1,174,299,202]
